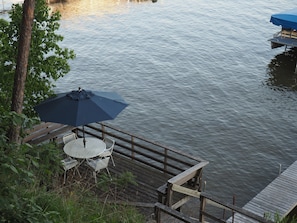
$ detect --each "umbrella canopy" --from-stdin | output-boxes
[34,88,128,127]
[270,7,297,30]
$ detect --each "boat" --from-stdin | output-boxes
[269,8,297,49]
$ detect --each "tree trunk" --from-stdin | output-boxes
[9,0,35,143]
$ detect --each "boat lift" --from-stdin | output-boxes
[269,8,297,73]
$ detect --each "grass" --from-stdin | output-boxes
[19,174,146,223]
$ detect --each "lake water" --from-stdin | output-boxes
[2,0,297,213]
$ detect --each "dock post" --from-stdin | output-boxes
[203,181,206,191]
[279,163,282,175]
[199,194,206,223]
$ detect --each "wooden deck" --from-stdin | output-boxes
[24,122,208,222]
[227,160,297,222]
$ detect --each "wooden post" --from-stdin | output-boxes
[197,169,203,191]
[199,194,206,223]
[101,124,105,139]
[154,205,161,223]
[232,195,236,223]
[203,181,206,191]
[131,136,135,159]
[166,183,173,207]
[157,184,167,204]
[164,147,168,173]
[188,169,202,189]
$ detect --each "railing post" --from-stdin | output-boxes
[199,194,206,223]
[101,124,105,139]
[131,136,135,160]
[166,183,173,207]
[197,169,203,191]
[232,195,236,223]
[154,204,161,223]
[164,147,168,173]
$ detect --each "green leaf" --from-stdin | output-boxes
[0,0,75,118]
[9,164,19,174]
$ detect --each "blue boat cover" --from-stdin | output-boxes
[270,8,297,30]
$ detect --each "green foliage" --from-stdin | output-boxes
[94,171,138,202]
[0,111,63,222]
[114,171,138,187]
[265,212,297,223]
[0,0,75,117]
[96,171,138,192]
[0,112,145,222]
[0,111,39,140]
[52,189,145,223]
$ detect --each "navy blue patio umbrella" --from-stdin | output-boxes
[34,88,128,147]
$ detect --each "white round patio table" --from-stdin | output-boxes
[63,137,106,159]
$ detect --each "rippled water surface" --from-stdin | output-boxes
[3,0,297,210]
[53,0,297,207]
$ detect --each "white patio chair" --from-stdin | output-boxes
[61,157,80,184]
[63,132,77,144]
[86,157,111,183]
[99,137,115,166]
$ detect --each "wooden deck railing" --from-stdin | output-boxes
[154,192,273,223]
[78,122,207,176]
[156,161,208,209]
[199,192,273,223]
[154,202,200,223]
[24,122,206,176]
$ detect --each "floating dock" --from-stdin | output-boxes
[228,160,297,222]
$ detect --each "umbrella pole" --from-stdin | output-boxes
[83,126,86,148]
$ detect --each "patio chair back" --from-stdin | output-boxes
[87,157,111,183]
[95,157,110,171]
[101,137,115,166]
[63,132,77,144]
[61,157,80,184]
